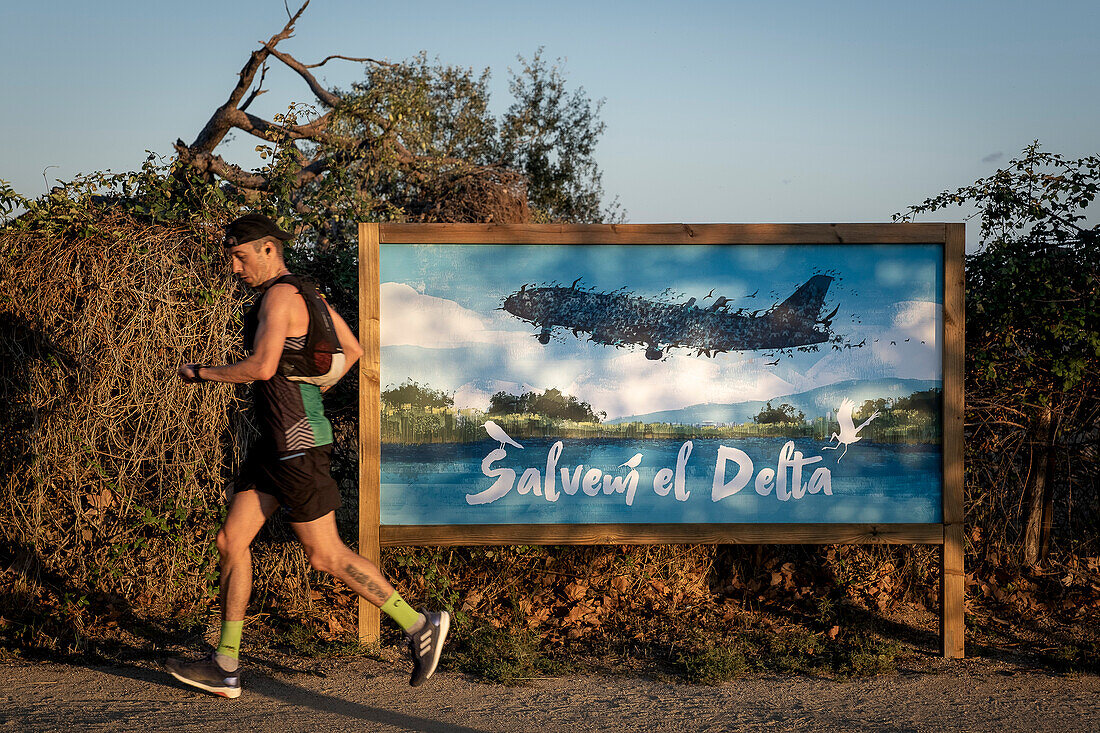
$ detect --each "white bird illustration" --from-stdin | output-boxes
[619,453,644,469]
[822,398,880,462]
[483,420,523,450]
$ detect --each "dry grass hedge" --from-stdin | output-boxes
[0,210,253,619]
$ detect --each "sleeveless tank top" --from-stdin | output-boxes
[243,275,334,454]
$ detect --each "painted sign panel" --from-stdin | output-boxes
[379,242,944,526]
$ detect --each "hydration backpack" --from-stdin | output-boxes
[245,274,346,388]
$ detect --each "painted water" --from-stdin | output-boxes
[381,437,942,526]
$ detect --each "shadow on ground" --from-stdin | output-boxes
[86,660,491,733]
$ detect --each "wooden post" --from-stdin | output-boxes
[941,222,965,658]
[358,223,382,644]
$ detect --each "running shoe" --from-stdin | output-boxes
[165,653,241,699]
[407,610,450,687]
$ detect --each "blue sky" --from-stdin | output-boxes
[380,244,943,418]
[3,1,1098,249]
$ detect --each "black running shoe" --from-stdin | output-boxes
[407,610,450,687]
[165,653,241,699]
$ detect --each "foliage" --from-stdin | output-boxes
[1,154,248,237]
[381,379,454,409]
[454,623,565,685]
[898,142,1099,396]
[676,636,749,683]
[898,142,1100,566]
[851,389,942,429]
[4,52,618,246]
[753,401,805,424]
[489,387,605,423]
[259,48,620,247]
[499,50,621,224]
[855,389,941,418]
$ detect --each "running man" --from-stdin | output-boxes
[167,213,448,698]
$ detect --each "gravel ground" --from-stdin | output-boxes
[2,654,1098,732]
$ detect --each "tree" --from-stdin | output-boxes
[499,51,620,224]
[3,1,621,324]
[892,389,941,416]
[489,387,605,422]
[897,142,1100,567]
[382,380,453,409]
[753,402,805,424]
[170,1,620,245]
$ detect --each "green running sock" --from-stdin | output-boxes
[216,620,244,660]
[380,592,422,633]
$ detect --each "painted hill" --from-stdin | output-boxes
[606,378,940,426]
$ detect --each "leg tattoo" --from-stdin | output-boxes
[343,563,390,606]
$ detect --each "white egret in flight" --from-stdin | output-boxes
[822,398,880,462]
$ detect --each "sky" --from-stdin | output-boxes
[380,243,942,419]
[3,0,1099,249]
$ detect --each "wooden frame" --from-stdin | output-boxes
[359,222,964,658]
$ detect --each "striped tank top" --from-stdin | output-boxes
[244,281,334,454]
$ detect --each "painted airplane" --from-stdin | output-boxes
[501,275,838,359]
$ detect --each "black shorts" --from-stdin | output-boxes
[238,444,341,523]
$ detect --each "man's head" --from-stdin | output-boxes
[223,214,293,287]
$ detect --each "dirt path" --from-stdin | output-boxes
[2,656,1098,732]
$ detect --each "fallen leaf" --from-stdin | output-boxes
[564,582,588,601]
[564,602,593,624]
[461,590,483,612]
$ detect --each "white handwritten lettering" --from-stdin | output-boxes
[561,465,583,495]
[653,468,674,496]
[674,441,693,501]
[467,440,833,507]
[712,445,753,501]
[467,448,514,505]
[544,441,563,502]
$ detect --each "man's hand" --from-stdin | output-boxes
[179,363,202,384]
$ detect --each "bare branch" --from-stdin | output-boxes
[263,44,342,108]
[187,2,309,153]
[293,156,332,187]
[228,108,335,144]
[239,63,269,112]
[173,140,269,190]
[306,54,394,68]
[282,0,310,33]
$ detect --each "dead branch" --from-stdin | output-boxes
[262,44,342,108]
[239,63,269,112]
[236,108,335,144]
[174,0,530,224]
[172,143,269,191]
[306,54,394,69]
[187,2,310,155]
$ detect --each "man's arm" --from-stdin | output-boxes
[179,285,295,384]
[319,300,363,392]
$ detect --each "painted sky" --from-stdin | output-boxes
[381,243,942,419]
[3,1,1099,250]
